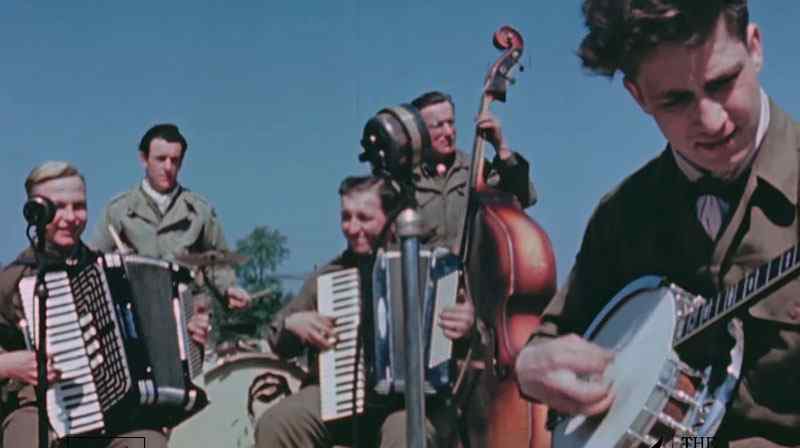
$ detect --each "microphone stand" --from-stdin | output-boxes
[27,225,51,448]
[396,205,425,448]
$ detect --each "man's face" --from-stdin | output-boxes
[31,176,88,251]
[140,138,183,193]
[624,16,764,176]
[340,189,388,256]
[420,101,457,161]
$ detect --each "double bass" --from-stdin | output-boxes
[459,26,557,448]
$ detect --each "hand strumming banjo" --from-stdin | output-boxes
[552,243,800,447]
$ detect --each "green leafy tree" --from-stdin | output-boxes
[212,225,290,346]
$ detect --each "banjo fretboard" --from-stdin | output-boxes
[675,243,800,347]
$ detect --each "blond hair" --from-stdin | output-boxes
[25,161,86,197]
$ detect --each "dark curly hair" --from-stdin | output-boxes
[578,0,749,78]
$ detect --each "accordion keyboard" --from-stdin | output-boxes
[20,265,131,436]
[317,268,366,421]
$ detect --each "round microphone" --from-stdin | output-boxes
[359,104,431,179]
[23,196,56,227]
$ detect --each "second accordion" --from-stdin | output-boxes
[317,247,460,421]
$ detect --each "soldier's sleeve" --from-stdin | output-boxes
[484,152,538,208]
[526,196,620,348]
[89,202,117,253]
[265,272,319,359]
[0,265,29,355]
[201,208,237,295]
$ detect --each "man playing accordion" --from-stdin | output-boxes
[0,161,208,448]
[256,175,476,448]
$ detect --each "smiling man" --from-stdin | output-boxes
[256,175,475,448]
[515,1,800,447]
[409,91,538,252]
[0,161,197,448]
[92,123,250,311]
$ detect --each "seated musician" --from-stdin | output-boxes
[0,161,210,448]
[256,175,475,448]
[516,1,800,447]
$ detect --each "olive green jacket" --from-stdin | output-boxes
[91,183,236,295]
[413,150,537,252]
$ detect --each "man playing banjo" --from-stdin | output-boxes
[516,1,800,446]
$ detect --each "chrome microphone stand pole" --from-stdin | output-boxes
[396,208,425,448]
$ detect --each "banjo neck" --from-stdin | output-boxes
[675,243,800,348]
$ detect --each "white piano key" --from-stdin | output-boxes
[58,381,97,399]
[53,346,85,363]
[57,372,93,386]
[47,337,84,354]
[60,366,91,381]
[58,391,99,411]
[48,303,77,317]
[48,295,76,308]
[48,311,79,328]
[68,418,105,435]
[56,355,89,372]
[49,328,82,344]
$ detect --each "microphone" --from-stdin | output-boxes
[23,196,56,227]
[359,104,431,180]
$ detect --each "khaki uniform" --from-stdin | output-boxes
[0,244,168,448]
[91,184,236,297]
[528,100,800,447]
[413,150,537,252]
[257,250,458,448]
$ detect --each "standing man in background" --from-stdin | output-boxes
[92,123,251,311]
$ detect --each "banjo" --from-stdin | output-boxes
[552,243,800,447]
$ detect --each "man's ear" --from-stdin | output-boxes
[747,23,764,73]
[139,150,148,169]
[623,76,651,115]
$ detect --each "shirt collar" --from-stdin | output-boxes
[141,178,181,214]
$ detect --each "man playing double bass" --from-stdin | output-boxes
[410,89,541,447]
[410,90,538,252]
[516,1,800,446]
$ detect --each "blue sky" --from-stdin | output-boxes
[2,2,799,291]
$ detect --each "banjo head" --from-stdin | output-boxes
[553,278,685,448]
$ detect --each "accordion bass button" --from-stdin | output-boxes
[86,340,101,355]
[79,314,93,327]
[82,326,98,341]
[90,355,104,369]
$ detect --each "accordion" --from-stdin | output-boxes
[18,253,207,438]
[317,248,460,421]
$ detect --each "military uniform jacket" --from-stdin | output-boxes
[91,184,236,294]
[413,150,537,251]
[529,99,800,447]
